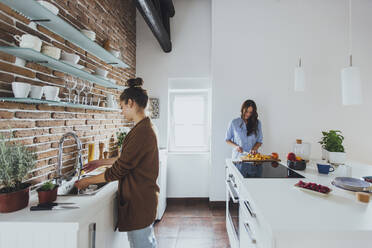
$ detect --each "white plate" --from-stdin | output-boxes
[61,60,84,69]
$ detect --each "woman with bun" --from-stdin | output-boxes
[75,78,159,248]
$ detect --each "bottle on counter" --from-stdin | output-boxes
[293,139,311,161]
[88,143,95,162]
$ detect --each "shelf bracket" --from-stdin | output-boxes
[30,19,51,22]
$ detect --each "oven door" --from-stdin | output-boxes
[226,175,240,245]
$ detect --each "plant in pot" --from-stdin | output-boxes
[319,131,329,160]
[0,136,36,213]
[37,181,58,204]
[319,130,346,165]
[116,131,127,155]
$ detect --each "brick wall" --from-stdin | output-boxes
[0,0,136,187]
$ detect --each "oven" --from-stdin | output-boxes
[226,169,240,247]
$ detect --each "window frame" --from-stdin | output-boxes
[168,89,211,153]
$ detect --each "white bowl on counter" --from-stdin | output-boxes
[12,82,31,98]
[41,45,61,60]
[93,68,108,78]
[37,1,59,15]
[43,86,60,101]
[81,29,96,41]
[30,85,44,99]
[61,51,80,64]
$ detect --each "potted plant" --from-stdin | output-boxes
[319,131,329,160]
[319,130,346,165]
[116,131,127,155]
[37,181,58,204]
[0,136,36,213]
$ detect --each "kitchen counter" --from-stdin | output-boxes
[0,181,129,248]
[226,159,372,248]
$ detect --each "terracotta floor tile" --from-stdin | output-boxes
[155,217,184,238]
[178,217,215,238]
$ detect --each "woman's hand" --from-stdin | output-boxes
[236,146,244,153]
[74,178,91,190]
[83,158,115,172]
[250,149,258,155]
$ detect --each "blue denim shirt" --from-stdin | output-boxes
[225,118,263,159]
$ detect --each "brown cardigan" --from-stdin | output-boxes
[104,117,159,231]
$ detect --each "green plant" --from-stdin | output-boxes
[0,136,36,193]
[38,181,57,191]
[319,130,345,153]
[116,131,127,148]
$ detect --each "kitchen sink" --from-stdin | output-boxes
[57,177,108,197]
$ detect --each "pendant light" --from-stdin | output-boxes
[341,0,362,105]
[294,0,305,92]
[294,57,305,92]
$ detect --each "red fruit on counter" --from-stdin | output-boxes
[287,152,296,161]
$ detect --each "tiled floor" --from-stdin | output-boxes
[154,199,230,248]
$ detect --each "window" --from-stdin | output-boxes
[169,90,210,152]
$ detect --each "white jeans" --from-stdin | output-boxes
[127,224,157,248]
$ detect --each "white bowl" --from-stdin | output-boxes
[108,48,120,58]
[81,29,96,41]
[43,86,60,101]
[12,82,31,98]
[61,51,80,64]
[37,1,59,15]
[30,85,43,99]
[94,68,108,78]
[41,45,61,60]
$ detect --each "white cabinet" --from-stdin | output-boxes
[156,149,168,220]
[78,196,130,248]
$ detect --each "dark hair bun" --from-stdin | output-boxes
[127,77,143,88]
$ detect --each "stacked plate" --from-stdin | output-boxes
[332,177,372,192]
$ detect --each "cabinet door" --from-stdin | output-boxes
[239,203,257,248]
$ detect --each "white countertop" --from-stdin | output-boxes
[226,159,372,235]
[0,181,118,231]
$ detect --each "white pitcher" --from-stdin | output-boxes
[106,93,115,108]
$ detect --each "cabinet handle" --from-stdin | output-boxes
[226,180,239,203]
[89,223,96,248]
[244,222,256,244]
[244,200,256,218]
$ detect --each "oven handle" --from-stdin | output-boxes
[226,179,239,203]
[244,200,256,218]
[244,222,257,244]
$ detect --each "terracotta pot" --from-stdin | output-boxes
[0,183,30,213]
[37,186,58,204]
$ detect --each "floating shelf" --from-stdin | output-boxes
[0,0,129,68]
[0,97,121,112]
[0,47,125,90]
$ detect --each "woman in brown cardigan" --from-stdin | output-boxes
[75,78,159,248]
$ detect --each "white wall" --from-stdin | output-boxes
[136,0,212,197]
[210,0,372,201]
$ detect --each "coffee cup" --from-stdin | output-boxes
[14,34,42,52]
[317,163,335,175]
[30,85,43,99]
[61,51,80,64]
[12,82,31,98]
[41,45,61,60]
[43,86,60,101]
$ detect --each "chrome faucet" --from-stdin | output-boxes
[56,132,83,185]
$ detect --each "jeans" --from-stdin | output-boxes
[127,224,157,248]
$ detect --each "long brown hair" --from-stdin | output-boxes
[240,100,258,136]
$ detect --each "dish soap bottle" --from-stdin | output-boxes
[293,139,311,162]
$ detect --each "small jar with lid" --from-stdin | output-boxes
[292,139,311,161]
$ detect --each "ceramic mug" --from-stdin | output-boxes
[43,86,60,101]
[14,34,42,52]
[12,82,31,98]
[317,163,335,175]
[41,45,61,60]
[30,85,43,99]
